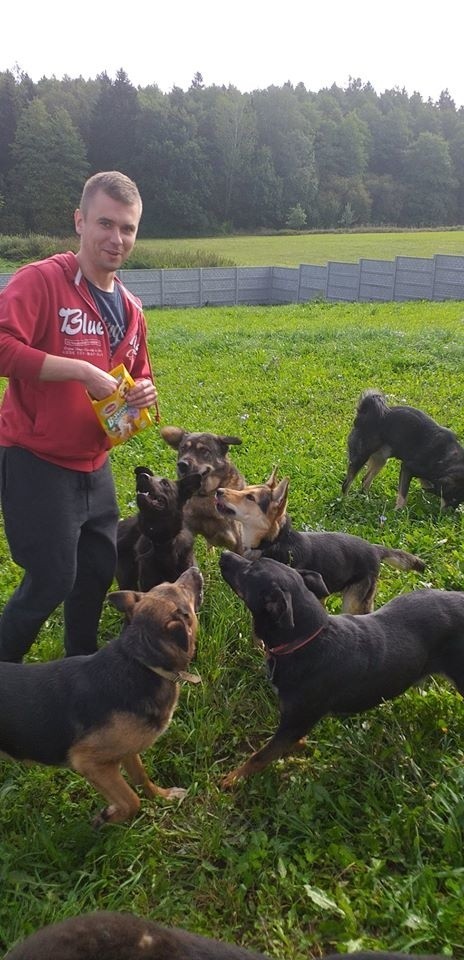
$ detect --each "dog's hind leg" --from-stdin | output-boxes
[221,715,313,788]
[123,753,187,801]
[342,576,377,615]
[396,464,413,508]
[361,447,390,493]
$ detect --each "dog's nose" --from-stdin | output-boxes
[177,460,190,476]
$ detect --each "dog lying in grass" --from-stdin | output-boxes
[116,466,202,590]
[219,551,464,788]
[215,473,425,613]
[161,426,246,551]
[341,388,464,509]
[4,910,449,960]
[0,568,203,826]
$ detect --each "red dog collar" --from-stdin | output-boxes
[266,625,324,657]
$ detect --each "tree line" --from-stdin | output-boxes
[0,67,463,237]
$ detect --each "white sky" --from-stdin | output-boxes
[3,0,464,108]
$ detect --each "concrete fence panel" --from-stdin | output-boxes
[359,259,396,301]
[394,256,436,301]
[2,255,464,307]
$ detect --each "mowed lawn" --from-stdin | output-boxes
[135,229,464,267]
[1,299,464,958]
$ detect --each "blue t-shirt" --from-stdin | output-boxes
[87,280,126,355]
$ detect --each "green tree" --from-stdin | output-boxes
[88,69,140,177]
[401,131,457,225]
[4,100,88,233]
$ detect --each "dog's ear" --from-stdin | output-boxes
[266,466,279,488]
[160,426,185,449]
[166,616,191,650]
[134,465,154,478]
[265,587,294,629]
[107,590,142,617]
[218,435,242,449]
[296,569,330,600]
[178,472,202,502]
[271,477,289,514]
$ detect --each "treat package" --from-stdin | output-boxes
[90,363,153,447]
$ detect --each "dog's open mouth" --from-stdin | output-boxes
[136,490,166,511]
[215,496,236,516]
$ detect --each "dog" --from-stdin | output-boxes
[219,551,464,788]
[215,474,425,613]
[160,426,246,552]
[3,911,449,960]
[116,466,202,590]
[341,389,464,509]
[0,568,203,826]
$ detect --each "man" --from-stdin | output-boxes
[0,170,157,661]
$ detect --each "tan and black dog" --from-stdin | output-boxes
[342,389,464,509]
[116,466,202,590]
[161,426,246,551]
[4,910,449,960]
[219,551,464,788]
[0,568,203,826]
[215,474,424,613]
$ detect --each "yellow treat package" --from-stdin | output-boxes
[90,363,153,447]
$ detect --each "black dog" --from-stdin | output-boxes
[219,552,464,788]
[215,476,425,613]
[4,910,449,960]
[0,568,203,825]
[161,426,246,551]
[342,389,464,509]
[116,467,202,590]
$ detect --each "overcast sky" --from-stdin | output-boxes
[3,0,463,108]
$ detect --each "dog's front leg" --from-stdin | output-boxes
[221,718,310,789]
[72,758,142,826]
[123,753,187,801]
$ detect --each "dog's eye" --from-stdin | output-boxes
[245,493,256,501]
[161,479,170,488]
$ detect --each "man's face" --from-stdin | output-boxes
[74,189,141,278]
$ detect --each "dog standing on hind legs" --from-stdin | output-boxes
[160,425,246,551]
[342,388,464,509]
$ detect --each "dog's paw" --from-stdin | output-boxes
[162,786,187,801]
[92,804,117,829]
[221,770,240,790]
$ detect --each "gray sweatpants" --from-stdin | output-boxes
[0,447,119,661]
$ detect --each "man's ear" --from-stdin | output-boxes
[265,587,294,629]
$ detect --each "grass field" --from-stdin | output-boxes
[1,228,464,272]
[133,229,464,267]
[1,299,464,957]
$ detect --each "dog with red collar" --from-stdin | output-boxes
[219,551,464,789]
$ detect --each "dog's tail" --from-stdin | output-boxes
[355,388,389,422]
[376,545,425,573]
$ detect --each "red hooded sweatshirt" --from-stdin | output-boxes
[0,252,153,471]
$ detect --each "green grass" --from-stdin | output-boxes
[2,300,464,956]
[133,230,464,267]
[1,228,464,272]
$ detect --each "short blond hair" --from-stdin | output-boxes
[79,171,142,216]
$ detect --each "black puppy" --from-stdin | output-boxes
[215,476,425,614]
[117,466,202,590]
[342,389,464,508]
[4,910,448,960]
[219,552,464,787]
[0,568,203,825]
